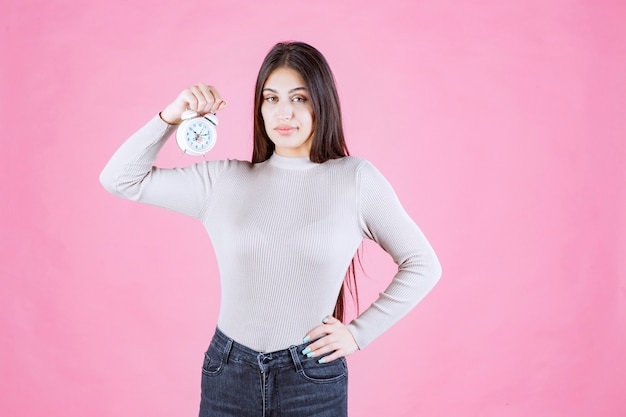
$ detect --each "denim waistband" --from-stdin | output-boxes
[210,327,313,371]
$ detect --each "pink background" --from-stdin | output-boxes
[1,1,625,416]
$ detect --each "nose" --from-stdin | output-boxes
[277,101,293,120]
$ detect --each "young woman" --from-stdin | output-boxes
[100,41,442,417]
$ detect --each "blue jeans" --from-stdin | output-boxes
[199,328,348,417]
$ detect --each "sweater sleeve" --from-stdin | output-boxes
[99,114,226,218]
[346,161,442,349]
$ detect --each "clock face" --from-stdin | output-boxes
[184,120,216,152]
[175,113,218,156]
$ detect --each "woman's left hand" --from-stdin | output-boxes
[302,316,359,363]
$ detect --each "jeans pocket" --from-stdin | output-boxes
[201,344,226,377]
[298,356,347,384]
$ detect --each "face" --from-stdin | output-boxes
[261,67,314,157]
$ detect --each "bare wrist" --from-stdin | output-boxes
[159,111,181,125]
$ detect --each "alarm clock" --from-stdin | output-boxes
[175,109,218,156]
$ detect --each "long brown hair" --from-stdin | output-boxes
[252,41,359,321]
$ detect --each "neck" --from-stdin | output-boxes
[268,152,317,170]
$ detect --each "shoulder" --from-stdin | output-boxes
[209,158,253,167]
[318,157,395,198]
[327,156,387,179]
[323,155,372,172]
[204,158,254,172]
[320,157,391,188]
[184,158,255,183]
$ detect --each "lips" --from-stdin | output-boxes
[275,125,297,135]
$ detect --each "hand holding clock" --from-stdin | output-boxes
[161,83,227,125]
[158,84,226,156]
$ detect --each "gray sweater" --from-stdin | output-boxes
[100,115,442,352]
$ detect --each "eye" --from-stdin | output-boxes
[264,96,277,102]
[292,96,308,103]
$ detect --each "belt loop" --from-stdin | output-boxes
[288,346,303,373]
[223,338,233,364]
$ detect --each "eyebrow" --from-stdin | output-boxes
[262,87,308,94]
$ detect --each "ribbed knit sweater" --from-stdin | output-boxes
[100,115,442,352]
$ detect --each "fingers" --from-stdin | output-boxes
[160,84,227,125]
[187,84,227,114]
[301,316,359,363]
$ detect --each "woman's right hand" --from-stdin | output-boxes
[160,84,227,125]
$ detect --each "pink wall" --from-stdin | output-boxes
[2,1,625,416]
